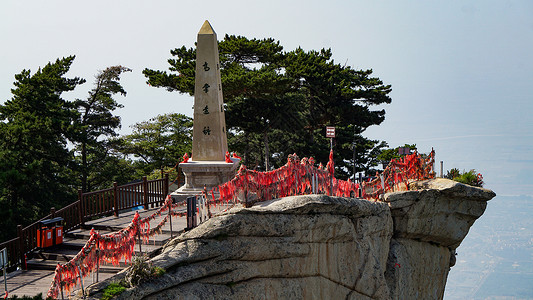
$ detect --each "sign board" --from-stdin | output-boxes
[0,248,6,268]
[398,147,411,155]
[326,126,335,138]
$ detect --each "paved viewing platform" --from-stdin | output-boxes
[4,203,205,298]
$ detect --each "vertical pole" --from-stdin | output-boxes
[143,176,148,210]
[60,274,65,300]
[294,174,298,196]
[311,172,315,194]
[3,264,6,298]
[193,196,197,228]
[2,249,7,296]
[96,242,99,282]
[169,202,173,238]
[244,187,249,208]
[186,197,191,230]
[329,138,334,196]
[138,228,142,255]
[50,207,56,218]
[77,265,84,298]
[164,173,169,198]
[329,176,333,196]
[78,189,84,227]
[358,173,363,198]
[352,143,356,182]
[17,225,24,270]
[440,161,443,178]
[113,182,119,217]
[204,186,212,218]
[313,172,318,194]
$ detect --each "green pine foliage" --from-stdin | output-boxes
[112,113,193,178]
[0,56,85,241]
[445,169,484,187]
[377,144,418,167]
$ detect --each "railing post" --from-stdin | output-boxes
[143,176,148,210]
[186,196,198,230]
[138,229,142,255]
[17,225,25,270]
[96,241,100,282]
[113,182,119,217]
[78,189,84,227]
[329,176,333,196]
[164,173,169,198]
[193,196,197,228]
[50,207,56,218]
[77,265,84,298]
[169,200,173,238]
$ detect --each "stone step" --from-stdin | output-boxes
[32,247,79,262]
[26,258,124,273]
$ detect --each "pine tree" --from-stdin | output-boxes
[0,56,85,241]
[73,65,132,192]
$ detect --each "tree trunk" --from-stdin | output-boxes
[244,133,249,166]
[81,141,87,192]
[263,131,270,171]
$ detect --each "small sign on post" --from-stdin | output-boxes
[326,126,335,149]
[326,126,335,138]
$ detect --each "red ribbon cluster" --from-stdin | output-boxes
[47,197,184,299]
[213,150,357,204]
[362,149,436,199]
[212,149,435,204]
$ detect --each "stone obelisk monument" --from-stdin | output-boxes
[192,20,228,160]
[174,20,239,197]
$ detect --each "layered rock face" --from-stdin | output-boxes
[383,179,494,299]
[82,178,495,300]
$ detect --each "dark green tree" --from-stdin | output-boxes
[0,56,85,241]
[143,35,392,177]
[283,48,392,178]
[73,65,132,192]
[113,113,193,177]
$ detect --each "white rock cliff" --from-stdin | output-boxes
[81,178,495,299]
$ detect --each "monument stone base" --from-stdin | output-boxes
[171,159,240,201]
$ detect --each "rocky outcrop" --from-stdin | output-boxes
[382,178,494,299]
[81,178,495,299]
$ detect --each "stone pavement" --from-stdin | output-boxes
[4,202,232,299]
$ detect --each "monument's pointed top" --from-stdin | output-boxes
[198,20,215,35]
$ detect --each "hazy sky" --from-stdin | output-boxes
[1,0,532,195]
